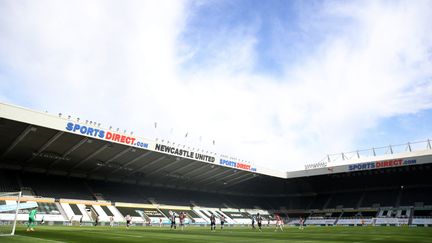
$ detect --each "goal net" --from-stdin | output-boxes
[0,191,22,236]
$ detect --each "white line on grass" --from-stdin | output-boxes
[83,230,144,238]
[15,234,67,243]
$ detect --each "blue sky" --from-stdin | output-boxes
[0,0,431,171]
[180,0,351,77]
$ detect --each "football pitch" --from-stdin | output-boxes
[1,225,432,243]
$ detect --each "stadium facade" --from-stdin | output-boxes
[1,102,431,226]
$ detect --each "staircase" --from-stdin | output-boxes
[334,211,344,225]
[186,213,196,223]
[408,208,414,225]
[84,181,100,200]
[356,192,365,209]
[55,201,69,221]
[20,187,36,196]
[93,193,105,201]
[395,189,402,207]
[323,194,332,209]
[141,212,151,224]
[148,198,158,205]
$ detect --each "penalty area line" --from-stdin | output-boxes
[15,234,67,243]
[83,230,144,238]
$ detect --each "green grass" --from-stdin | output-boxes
[1,225,432,243]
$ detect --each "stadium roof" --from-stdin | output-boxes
[1,102,432,191]
[0,102,288,194]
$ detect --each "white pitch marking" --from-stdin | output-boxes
[16,234,67,243]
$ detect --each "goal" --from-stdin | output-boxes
[0,191,22,236]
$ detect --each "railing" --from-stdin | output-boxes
[305,139,432,170]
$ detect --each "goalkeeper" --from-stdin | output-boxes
[27,207,38,232]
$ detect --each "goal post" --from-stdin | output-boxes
[0,191,22,236]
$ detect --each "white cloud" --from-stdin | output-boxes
[175,0,432,170]
[0,0,187,129]
[0,0,431,172]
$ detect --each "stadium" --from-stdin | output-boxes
[1,102,432,243]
